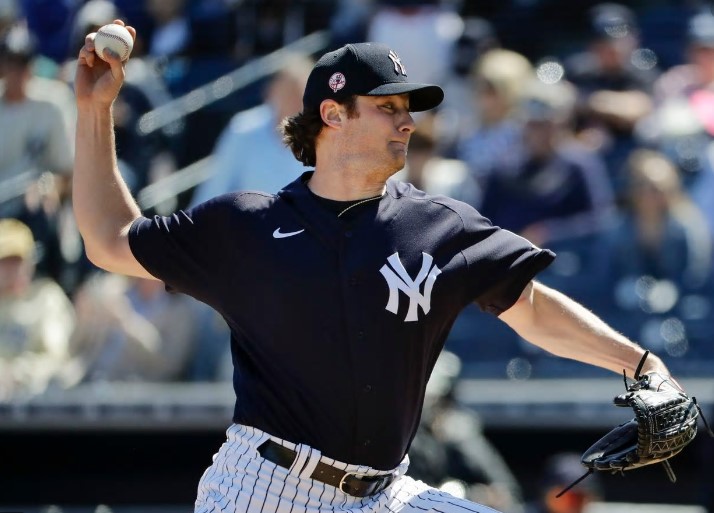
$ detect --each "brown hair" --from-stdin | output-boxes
[281,95,358,167]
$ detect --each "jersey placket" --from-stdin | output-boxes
[336,220,381,461]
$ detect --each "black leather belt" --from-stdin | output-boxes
[257,439,396,498]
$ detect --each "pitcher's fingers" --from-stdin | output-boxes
[125,25,137,41]
[108,19,136,43]
[84,32,97,51]
[79,40,96,67]
[102,48,126,81]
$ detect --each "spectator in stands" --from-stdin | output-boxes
[0,24,77,288]
[146,0,190,59]
[366,0,463,87]
[565,3,658,194]
[399,112,481,205]
[456,48,533,196]
[647,10,714,189]
[1,3,76,136]
[190,54,312,205]
[19,0,73,64]
[409,351,523,513]
[0,218,75,398]
[0,0,18,37]
[654,10,714,110]
[688,140,714,241]
[478,79,615,247]
[329,0,372,48]
[64,272,199,385]
[436,16,500,156]
[524,452,602,513]
[600,149,712,295]
[0,24,72,218]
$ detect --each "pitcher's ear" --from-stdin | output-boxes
[320,100,344,128]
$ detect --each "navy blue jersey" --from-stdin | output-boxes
[129,171,555,470]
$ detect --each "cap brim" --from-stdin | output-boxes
[366,83,444,112]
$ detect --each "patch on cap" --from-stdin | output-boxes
[328,72,346,93]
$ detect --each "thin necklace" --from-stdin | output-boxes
[337,193,384,218]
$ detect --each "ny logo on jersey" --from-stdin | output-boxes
[388,50,407,76]
[380,252,441,322]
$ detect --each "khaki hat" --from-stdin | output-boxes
[0,218,34,260]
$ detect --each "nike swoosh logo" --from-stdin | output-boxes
[272,228,305,239]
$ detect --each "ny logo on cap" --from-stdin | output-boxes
[388,50,407,76]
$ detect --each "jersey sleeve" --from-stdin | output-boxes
[128,194,241,306]
[456,203,556,315]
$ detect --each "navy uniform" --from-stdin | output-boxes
[130,176,554,512]
[129,43,555,513]
[69,28,686,512]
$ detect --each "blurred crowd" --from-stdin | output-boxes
[1,1,714,391]
[2,1,714,510]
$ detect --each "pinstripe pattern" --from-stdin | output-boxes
[195,424,502,513]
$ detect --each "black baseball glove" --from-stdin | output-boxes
[558,351,712,497]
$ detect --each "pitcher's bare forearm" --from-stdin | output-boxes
[72,20,152,279]
[499,281,669,378]
[73,103,151,278]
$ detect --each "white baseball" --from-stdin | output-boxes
[94,24,133,62]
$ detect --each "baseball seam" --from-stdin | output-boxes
[97,31,130,59]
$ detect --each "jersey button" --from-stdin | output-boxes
[357,331,364,339]
[363,439,371,447]
[363,384,372,393]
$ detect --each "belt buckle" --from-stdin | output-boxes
[338,471,368,495]
[339,471,392,497]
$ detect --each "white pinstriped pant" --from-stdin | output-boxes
[195,424,502,513]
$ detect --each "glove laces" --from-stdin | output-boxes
[556,351,714,498]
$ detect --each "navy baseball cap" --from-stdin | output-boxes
[302,42,444,112]
[588,3,637,40]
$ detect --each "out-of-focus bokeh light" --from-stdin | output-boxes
[631,48,658,70]
[535,60,565,85]
[506,357,532,380]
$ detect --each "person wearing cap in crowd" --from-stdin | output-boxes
[652,10,714,243]
[190,54,314,205]
[0,218,75,399]
[650,9,714,147]
[436,16,500,157]
[477,78,615,248]
[0,0,18,36]
[366,0,464,87]
[455,48,534,198]
[397,111,481,205]
[524,453,603,513]
[0,23,76,288]
[654,10,714,106]
[73,20,684,513]
[0,24,73,218]
[565,3,659,194]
